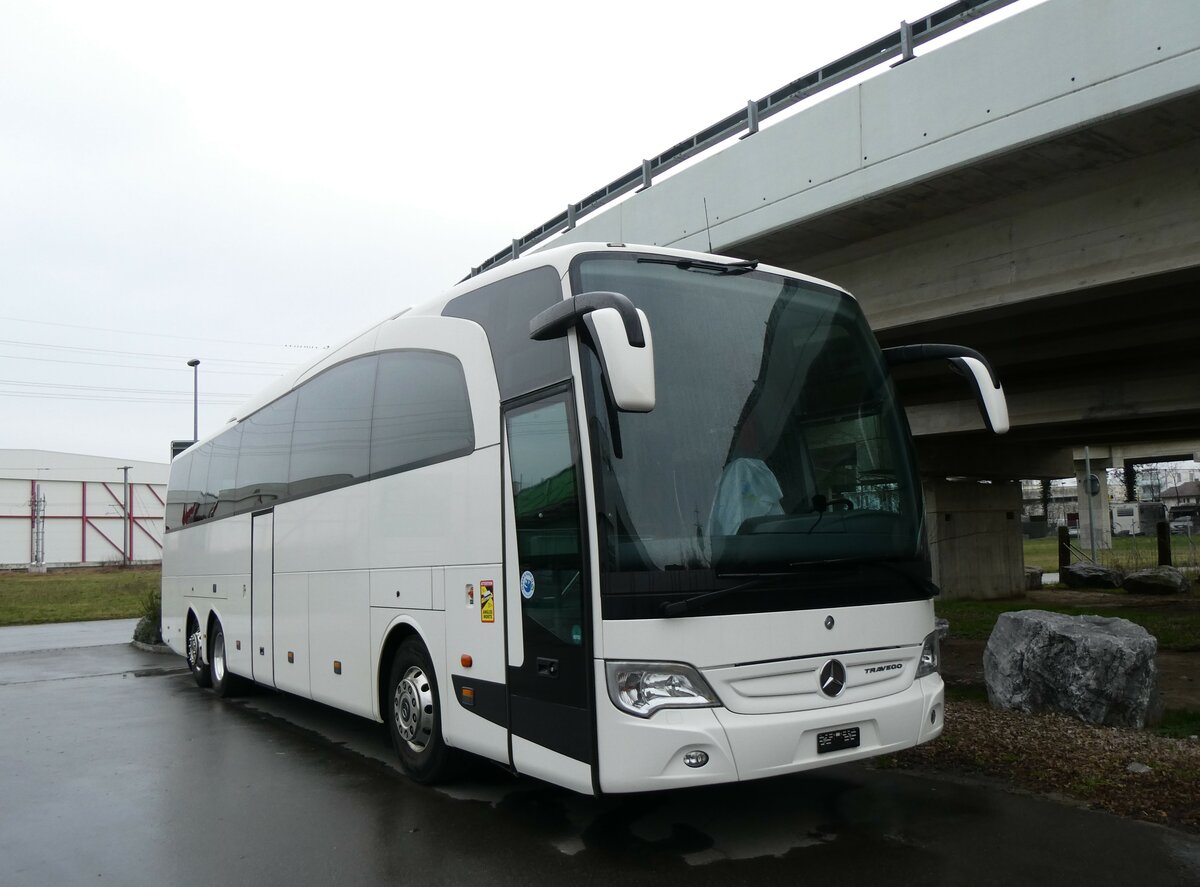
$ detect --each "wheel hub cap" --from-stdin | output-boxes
[393,666,434,751]
[213,635,225,682]
[188,630,202,669]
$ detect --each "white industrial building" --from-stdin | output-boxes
[0,450,168,569]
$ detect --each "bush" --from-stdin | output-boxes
[132,588,163,645]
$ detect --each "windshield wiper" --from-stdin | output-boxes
[636,256,759,275]
[659,576,782,618]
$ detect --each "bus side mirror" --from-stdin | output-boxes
[882,344,1009,434]
[530,291,656,412]
[586,307,655,412]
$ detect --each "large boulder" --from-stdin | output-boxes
[1061,562,1123,589]
[984,610,1158,728]
[1123,566,1191,595]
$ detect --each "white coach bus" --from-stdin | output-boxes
[162,242,1008,794]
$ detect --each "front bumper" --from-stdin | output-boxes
[595,664,943,794]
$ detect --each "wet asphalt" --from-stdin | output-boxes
[1,622,1198,887]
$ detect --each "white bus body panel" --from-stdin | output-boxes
[272,571,307,695]
[309,570,372,717]
[251,512,275,686]
[163,514,252,669]
[441,564,507,763]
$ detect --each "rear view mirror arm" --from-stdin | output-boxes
[881,344,999,388]
[881,343,1009,435]
[529,291,646,347]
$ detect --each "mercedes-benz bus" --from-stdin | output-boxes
[162,242,1008,794]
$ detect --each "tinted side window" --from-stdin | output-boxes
[209,424,243,517]
[235,392,297,509]
[165,451,193,530]
[183,443,213,525]
[371,351,474,475]
[442,266,568,400]
[290,356,377,497]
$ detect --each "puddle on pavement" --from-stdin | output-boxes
[427,771,919,865]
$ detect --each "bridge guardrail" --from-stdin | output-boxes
[467,0,1019,280]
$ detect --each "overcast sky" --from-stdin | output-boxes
[1,1,1039,465]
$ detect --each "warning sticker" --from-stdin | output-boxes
[480,580,494,623]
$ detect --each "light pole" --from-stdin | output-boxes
[118,466,131,566]
[187,359,200,443]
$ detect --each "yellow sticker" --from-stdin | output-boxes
[480,580,494,623]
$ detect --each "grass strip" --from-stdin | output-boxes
[936,598,1200,652]
[0,567,160,626]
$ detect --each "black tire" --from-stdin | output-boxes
[210,621,242,697]
[386,637,455,784]
[186,614,211,688]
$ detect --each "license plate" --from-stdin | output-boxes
[817,727,860,754]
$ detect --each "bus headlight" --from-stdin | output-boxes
[605,661,720,718]
[915,630,940,678]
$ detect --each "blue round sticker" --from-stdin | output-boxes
[520,570,535,599]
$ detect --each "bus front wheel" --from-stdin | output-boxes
[386,637,454,783]
[186,615,211,688]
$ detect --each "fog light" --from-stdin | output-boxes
[683,750,709,768]
[931,706,939,725]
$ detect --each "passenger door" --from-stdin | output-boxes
[503,387,594,791]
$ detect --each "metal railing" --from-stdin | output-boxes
[467,0,1020,280]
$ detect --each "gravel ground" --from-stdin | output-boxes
[881,591,1200,832]
[883,697,1200,833]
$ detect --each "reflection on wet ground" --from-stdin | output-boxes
[2,639,1199,887]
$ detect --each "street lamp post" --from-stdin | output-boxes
[187,359,200,443]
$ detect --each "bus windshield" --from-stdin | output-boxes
[574,253,928,618]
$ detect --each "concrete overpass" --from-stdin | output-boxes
[480,0,1200,596]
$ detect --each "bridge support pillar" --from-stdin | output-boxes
[924,478,1024,600]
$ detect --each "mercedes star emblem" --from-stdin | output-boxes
[819,659,847,698]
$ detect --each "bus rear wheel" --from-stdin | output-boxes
[186,614,211,688]
[386,637,454,783]
[210,621,242,697]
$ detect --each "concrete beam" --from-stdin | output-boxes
[914,437,1073,481]
[903,367,1200,438]
[804,141,1200,330]
[1078,443,1200,464]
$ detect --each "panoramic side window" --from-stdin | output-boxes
[181,442,213,525]
[235,392,297,510]
[289,356,377,497]
[370,351,474,476]
[208,424,243,518]
[165,452,193,530]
